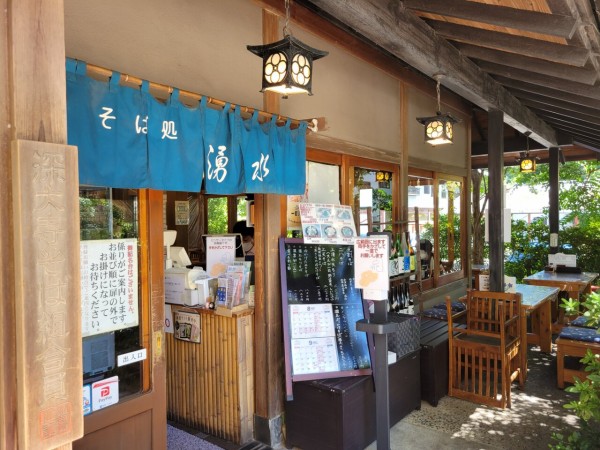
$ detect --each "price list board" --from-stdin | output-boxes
[279,238,372,399]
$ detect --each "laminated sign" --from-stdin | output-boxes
[173,309,201,343]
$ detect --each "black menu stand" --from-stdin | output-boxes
[356,298,397,450]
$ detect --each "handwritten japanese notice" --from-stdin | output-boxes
[80,239,139,337]
[205,235,236,277]
[354,237,389,300]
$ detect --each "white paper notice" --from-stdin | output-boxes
[289,304,335,339]
[354,237,389,291]
[80,239,139,337]
[291,337,340,375]
[206,235,236,277]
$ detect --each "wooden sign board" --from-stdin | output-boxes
[279,238,372,400]
[12,140,83,448]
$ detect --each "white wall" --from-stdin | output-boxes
[65,0,265,110]
[65,0,466,167]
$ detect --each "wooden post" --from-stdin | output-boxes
[488,109,505,291]
[1,0,83,448]
[548,147,559,254]
[253,8,285,447]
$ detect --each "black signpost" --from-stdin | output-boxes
[356,300,396,450]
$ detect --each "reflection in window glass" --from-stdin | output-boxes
[438,179,462,273]
[408,175,435,279]
[353,168,393,236]
[236,196,248,222]
[79,187,143,410]
[287,161,340,237]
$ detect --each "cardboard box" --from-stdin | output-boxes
[215,303,249,317]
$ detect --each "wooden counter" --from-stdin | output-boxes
[166,306,254,444]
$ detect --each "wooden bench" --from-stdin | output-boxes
[556,327,600,388]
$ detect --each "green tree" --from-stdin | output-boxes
[505,160,600,227]
[207,197,228,234]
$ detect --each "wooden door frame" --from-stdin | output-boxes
[75,189,166,448]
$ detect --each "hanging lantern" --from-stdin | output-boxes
[519,155,537,173]
[416,74,460,146]
[517,132,538,173]
[247,0,328,97]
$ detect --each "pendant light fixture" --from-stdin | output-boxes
[416,74,460,146]
[247,0,328,98]
[517,132,538,173]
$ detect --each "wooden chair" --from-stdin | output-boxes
[446,290,524,409]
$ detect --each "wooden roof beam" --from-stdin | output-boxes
[496,76,600,110]
[305,0,557,147]
[480,61,600,100]
[430,20,590,67]
[457,43,598,86]
[403,0,579,39]
[512,91,600,118]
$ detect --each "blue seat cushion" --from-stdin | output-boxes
[421,308,448,320]
[570,316,596,329]
[559,326,600,343]
[433,301,466,312]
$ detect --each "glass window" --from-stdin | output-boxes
[207,197,228,234]
[79,187,144,410]
[353,168,393,236]
[438,178,463,274]
[287,161,340,236]
[408,174,435,279]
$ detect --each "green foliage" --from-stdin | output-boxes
[505,160,600,228]
[551,350,600,450]
[207,197,228,234]
[559,224,600,274]
[79,197,136,240]
[421,213,460,263]
[551,291,600,449]
[503,218,549,282]
[560,297,582,318]
[559,292,600,327]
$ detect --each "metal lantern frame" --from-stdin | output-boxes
[246,0,327,97]
[519,155,537,173]
[416,112,459,146]
[416,74,460,146]
[517,132,538,173]
[247,35,328,97]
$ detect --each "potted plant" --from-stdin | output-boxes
[560,297,582,325]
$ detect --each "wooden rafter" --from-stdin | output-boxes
[303,0,557,147]
[404,0,578,39]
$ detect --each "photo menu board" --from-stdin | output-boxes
[280,238,372,399]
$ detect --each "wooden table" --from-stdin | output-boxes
[515,284,558,382]
[523,270,598,331]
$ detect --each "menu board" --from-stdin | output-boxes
[280,238,372,399]
[297,203,357,244]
